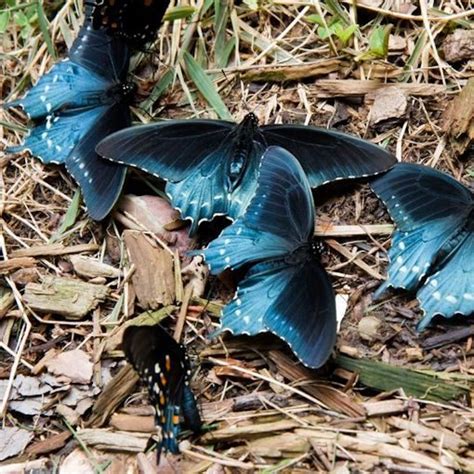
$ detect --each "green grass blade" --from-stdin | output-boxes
[50,188,81,242]
[183,51,232,120]
[36,1,56,59]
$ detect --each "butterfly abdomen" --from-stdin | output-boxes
[159,405,181,454]
[104,81,136,104]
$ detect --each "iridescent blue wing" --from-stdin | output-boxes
[96,120,234,181]
[96,120,263,233]
[261,124,396,188]
[8,108,104,165]
[66,103,129,220]
[371,163,472,295]
[417,233,474,330]
[6,27,129,120]
[201,146,314,274]
[6,60,109,120]
[122,325,201,458]
[219,259,336,368]
[204,147,336,368]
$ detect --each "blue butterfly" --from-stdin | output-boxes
[371,163,473,330]
[85,0,170,48]
[5,23,133,220]
[96,113,396,234]
[122,324,201,458]
[198,146,337,369]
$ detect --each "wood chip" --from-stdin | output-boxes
[442,77,474,155]
[23,276,108,319]
[314,80,444,98]
[70,255,122,279]
[11,243,99,258]
[367,86,407,125]
[442,29,474,63]
[241,58,346,82]
[26,431,72,456]
[0,286,14,318]
[110,413,155,433]
[124,230,175,309]
[0,257,35,275]
[45,349,93,384]
[75,429,150,452]
[268,350,366,418]
[87,364,139,428]
[0,427,34,461]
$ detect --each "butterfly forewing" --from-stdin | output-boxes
[262,124,396,187]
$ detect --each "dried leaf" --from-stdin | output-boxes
[0,427,34,461]
[45,349,93,384]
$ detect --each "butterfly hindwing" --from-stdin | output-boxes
[201,146,315,274]
[66,103,129,220]
[122,325,201,456]
[262,124,396,187]
[417,232,474,330]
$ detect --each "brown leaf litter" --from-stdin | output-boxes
[0,1,473,472]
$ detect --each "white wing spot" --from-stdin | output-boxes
[41,132,48,139]
[79,163,85,169]
[433,291,441,300]
[154,363,161,374]
[412,266,420,273]
[446,295,457,304]
[464,293,473,301]
[55,145,62,152]
[46,103,52,112]
[399,266,407,273]
[224,256,230,264]
[430,279,438,288]
[396,256,404,264]
[47,139,53,148]
[236,309,241,316]
[219,249,225,256]
[40,95,46,102]
[84,171,89,178]
[236,299,242,306]
[398,242,405,250]
[243,316,250,324]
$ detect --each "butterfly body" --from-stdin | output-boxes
[199,146,337,368]
[371,163,473,330]
[122,325,201,457]
[97,113,396,234]
[6,24,134,220]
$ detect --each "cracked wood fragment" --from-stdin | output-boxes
[23,276,108,319]
[123,230,175,309]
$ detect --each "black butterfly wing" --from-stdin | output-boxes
[371,163,472,295]
[416,232,474,330]
[69,24,130,80]
[96,120,235,182]
[202,146,315,274]
[86,0,170,47]
[122,325,201,455]
[261,124,396,188]
[66,103,130,220]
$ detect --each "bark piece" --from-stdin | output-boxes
[443,29,474,63]
[367,86,407,125]
[45,349,93,384]
[23,276,108,319]
[443,77,474,155]
[123,230,175,309]
[70,255,121,279]
[0,257,35,275]
[0,427,34,461]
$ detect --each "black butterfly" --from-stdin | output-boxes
[85,0,170,48]
[371,163,473,330]
[6,23,133,220]
[199,146,337,368]
[122,325,201,456]
[96,113,397,234]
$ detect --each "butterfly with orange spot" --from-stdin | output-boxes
[122,325,201,458]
